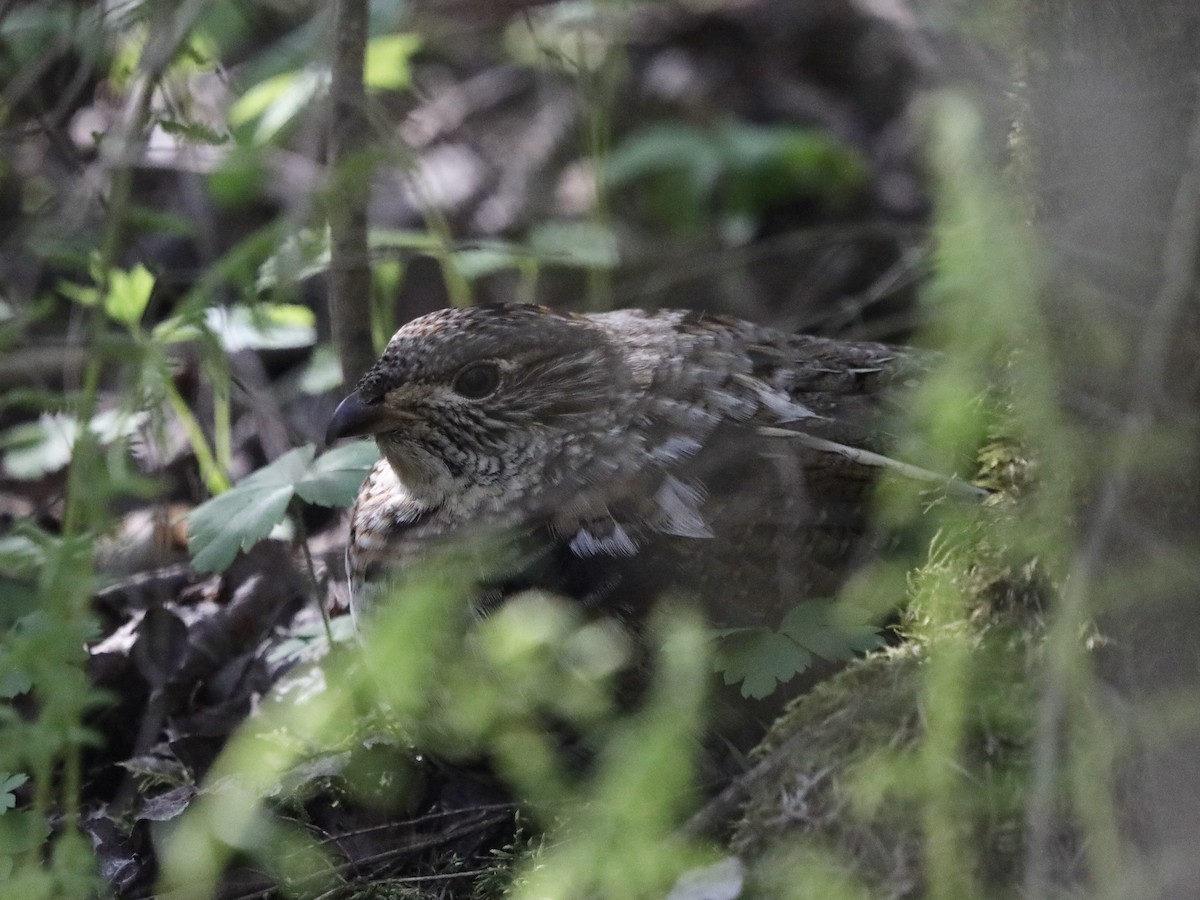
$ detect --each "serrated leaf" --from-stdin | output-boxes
[187,444,378,573]
[778,601,882,663]
[715,629,812,700]
[294,440,378,506]
[187,446,314,573]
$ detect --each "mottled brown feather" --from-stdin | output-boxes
[333,304,912,628]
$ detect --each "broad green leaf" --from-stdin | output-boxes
[187,443,379,573]
[187,446,315,573]
[779,601,882,663]
[363,33,421,91]
[528,221,619,269]
[294,441,378,507]
[714,628,812,699]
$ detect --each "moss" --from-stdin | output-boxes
[731,511,1062,898]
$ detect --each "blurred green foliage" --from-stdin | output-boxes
[0,0,1138,897]
[606,121,869,237]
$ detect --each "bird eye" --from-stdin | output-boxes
[451,361,501,399]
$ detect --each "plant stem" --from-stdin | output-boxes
[292,501,336,648]
[328,0,376,383]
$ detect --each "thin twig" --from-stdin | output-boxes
[291,500,336,647]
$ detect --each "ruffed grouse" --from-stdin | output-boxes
[326,303,914,630]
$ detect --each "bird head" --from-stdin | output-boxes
[326,305,632,511]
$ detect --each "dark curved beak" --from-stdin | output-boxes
[325,391,385,446]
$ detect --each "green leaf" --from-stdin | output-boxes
[0,536,43,581]
[204,303,316,352]
[778,601,883,663]
[363,33,421,91]
[528,221,619,269]
[714,628,812,700]
[0,807,48,853]
[56,279,99,307]
[187,443,378,573]
[57,262,156,327]
[230,67,330,144]
[0,647,32,700]
[298,345,344,395]
[151,315,203,344]
[256,227,331,291]
[0,410,147,480]
[294,441,378,507]
[105,264,155,327]
[0,417,75,479]
[451,245,526,281]
[187,446,314,573]
[605,123,722,192]
[0,773,27,814]
[368,228,444,253]
[720,123,867,216]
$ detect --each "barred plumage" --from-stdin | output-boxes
[327,304,914,628]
